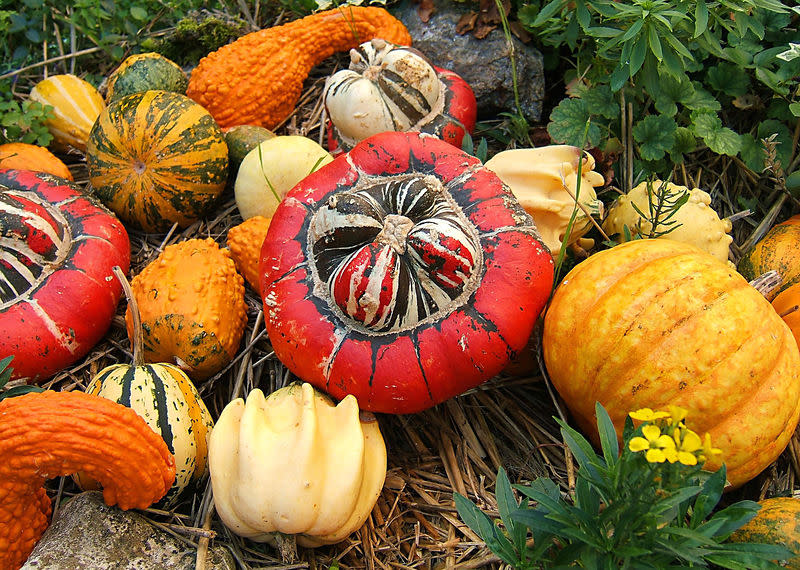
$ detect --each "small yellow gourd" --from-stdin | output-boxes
[209,383,387,547]
[29,74,105,153]
[483,145,605,256]
[603,180,734,265]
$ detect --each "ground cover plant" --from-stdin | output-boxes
[0,0,799,568]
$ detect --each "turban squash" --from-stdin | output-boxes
[0,169,130,383]
[324,39,477,154]
[542,238,800,488]
[260,131,554,414]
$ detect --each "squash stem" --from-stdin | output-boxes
[112,266,145,367]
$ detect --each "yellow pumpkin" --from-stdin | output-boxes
[29,74,105,152]
[542,239,800,488]
[209,383,386,547]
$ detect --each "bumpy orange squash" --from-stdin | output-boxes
[543,239,800,488]
[729,497,800,567]
[738,215,800,293]
[126,238,247,380]
[86,90,228,233]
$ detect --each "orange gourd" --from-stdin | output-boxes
[0,390,175,569]
[226,215,271,293]
[186,7,411,130]
[738,215,800,293]
[542,239,800,489]
[773,282,800,348]
[0,143,73,180]
[728,497,800,567]
[125,238,247,380]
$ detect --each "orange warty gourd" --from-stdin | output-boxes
[186,7,412,130]
[126,238,247,380]
[542,239,800,488]
[226,215,271,293]
[0,390,175,570]
[0,143,73,180]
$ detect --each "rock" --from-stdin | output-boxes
[23,492,234,570]
[391,0,545,122]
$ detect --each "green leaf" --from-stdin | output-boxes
[533,0,566,27]
[790,102,800,117]
[454,492,521,565]
[633,114,677,161]
[690,466,726,527]
[595,402,619,466]
[694,0,709,37]
[557,419,606,482]
[654,74,694,117]
[130,6,148,21]
[683,83,721,111]
[547,98,601,147]
[582,84,619,119]
[630,36,647,77]
[706,500,762,538]
[777,43,800,62]
[739,133,765,172]
[495,467,527,554]
[706,63,751,97]
[648,24,663,61]
[610,63,629,92]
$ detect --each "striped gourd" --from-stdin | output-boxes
[323,39,476,153]
[738,214,800,293]
[29,74,106,153]
[86,90,228,233]
[83,361,214,506]
[105,52,189,103]
[77,267,214,506]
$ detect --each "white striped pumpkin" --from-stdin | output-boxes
[29,74,105,153]
[79,362,214,506]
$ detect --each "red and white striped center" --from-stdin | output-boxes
[0,190,69,306]
[309,175,481,332]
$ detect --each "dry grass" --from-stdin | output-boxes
[8,8,800,569]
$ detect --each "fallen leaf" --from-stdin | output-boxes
[457,12,478,35]
[417,0,436,23]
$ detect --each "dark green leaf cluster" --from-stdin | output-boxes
[455,403,793,568]
[517,0,799,179]
[0,0,197,71]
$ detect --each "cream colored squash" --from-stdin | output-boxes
[209,383,386,547]
[234,135,333,220]
[483,145,605,256]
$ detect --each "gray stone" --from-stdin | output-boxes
[391,0,545,122]
[23,492,234,570]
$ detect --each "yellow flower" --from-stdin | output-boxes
[629,424,678,463]
[667,405,688,425]
[699,433,723,463]
[629,408,671,422]
[672,428,703,466]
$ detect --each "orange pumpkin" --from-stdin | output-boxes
[543,239,800,488]
[0,142,73,180]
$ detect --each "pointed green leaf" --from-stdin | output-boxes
[694,0,709,37]
[595,402,619,466]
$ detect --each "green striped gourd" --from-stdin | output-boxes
[86,90,228,233]
[105,52,189,103]
[29,74,106,153]
[738,214,800,293]
[76,268,214,506]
